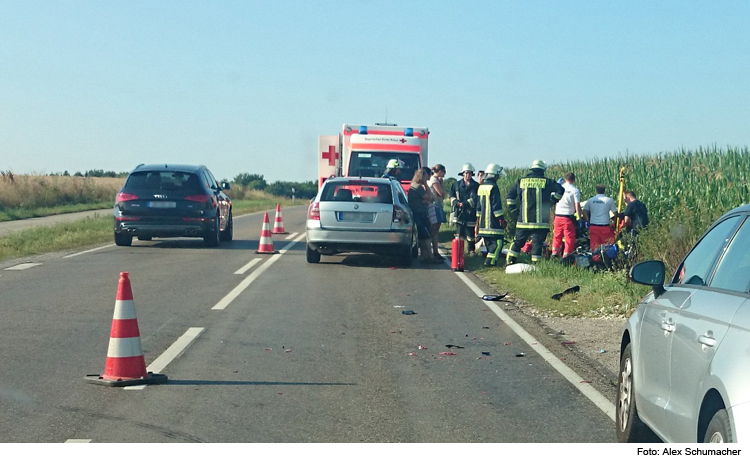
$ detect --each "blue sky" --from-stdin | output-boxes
[1,1,748,183]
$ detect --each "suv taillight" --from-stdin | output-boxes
[116,192,139,203]
[186,194,213,205]
[308,202,320,220]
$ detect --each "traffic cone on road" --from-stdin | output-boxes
[256,212,279,254]
[272,203,288,234]
[85,272,167,387]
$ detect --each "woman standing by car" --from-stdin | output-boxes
[428,164,447,259]
[409,168,440,263]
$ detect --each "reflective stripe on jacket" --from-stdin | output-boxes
[476,182,505,236]
[506,171,564,230]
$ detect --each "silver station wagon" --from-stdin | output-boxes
[618,204,750,443]
[305,177,418,264]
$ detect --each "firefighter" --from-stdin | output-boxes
[382,159,402,180]
[475,163,507,266]
[449,163,480,255]
[506,160,564,264]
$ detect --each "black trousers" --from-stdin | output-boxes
[455,221,476,252]
[507,228,548,263]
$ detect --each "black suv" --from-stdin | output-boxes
[113,164,233,247]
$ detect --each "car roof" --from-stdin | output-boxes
[324,176,394,184]
[130,164,206,173]
[725,204,750,217]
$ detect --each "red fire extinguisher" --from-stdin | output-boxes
[451,236,464,272]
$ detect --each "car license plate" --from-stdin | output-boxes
[338,212,374,222]
[148,201,176,208]
[575,255,591,268]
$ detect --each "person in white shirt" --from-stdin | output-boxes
[582,184,619,249]
[552,173,585,258]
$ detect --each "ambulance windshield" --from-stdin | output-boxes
[349,152,420,181]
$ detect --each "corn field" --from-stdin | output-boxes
[497,146,750,272]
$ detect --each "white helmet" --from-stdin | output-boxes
[484,163,504,178]
[458,163,475,175]
[386,159,402,169]
[530,159,547,171]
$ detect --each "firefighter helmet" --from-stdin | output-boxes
[386,159,401,169]
[458,163,476,175]
[530,160,547,171]
[484,163,503,178]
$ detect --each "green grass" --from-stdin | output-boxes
[0,199,302,263]
[438,223,650,318]
[0,202,114,222]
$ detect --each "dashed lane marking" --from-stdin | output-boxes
[124,327,205,391]
[212,233,306,310]
[453,269,617,422]
[4,263,42,270]
[235,258,261,275]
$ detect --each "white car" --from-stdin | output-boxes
[618,204,750,443]
[305,177,418,264]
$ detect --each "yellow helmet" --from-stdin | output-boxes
[386,159,401,169]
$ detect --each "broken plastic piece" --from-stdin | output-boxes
[481,351,491,356]
[285,349,292,353]
[445,344,464,349]
[402,310,416,315]
[551,285,580,301]
[515,353,525,357]
[417,345,427,350]
[562,341,576,345]
[481,292,509,301]
[439,352,457,356]
[599,349,607,353]
[408,352,416,356]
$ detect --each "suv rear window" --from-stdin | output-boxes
[321,181,393,204]
[124,171,202,192]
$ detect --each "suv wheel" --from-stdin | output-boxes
[306,244,321,263]
[616,343,648,442]
[220,211,233,242]
[114,232,132,247]
[204,215,220,247]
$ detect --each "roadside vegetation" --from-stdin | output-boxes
[440,145,750,318]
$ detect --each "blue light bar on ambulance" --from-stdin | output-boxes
[404,128,413,136]
[359,126,368,134]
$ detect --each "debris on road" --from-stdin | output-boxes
[439,352,457,356]
[418,345,427,350]
[481,292,509,301]
[599,349,607,353]
[402,310,417,315]
[562,341,576,345]
[515,353,525,357]
[481,351,491,356]
[445,344,464,349]
[551,285,580,301]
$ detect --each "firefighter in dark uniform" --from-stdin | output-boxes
[506,160,564,264]
[449,163,480,254]
[475,163,507,266]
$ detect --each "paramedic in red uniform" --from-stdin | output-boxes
[583,184,618,250]
[551,172,585,259]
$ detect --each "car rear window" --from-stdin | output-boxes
[320,181,393,204]
[124,171,202,192]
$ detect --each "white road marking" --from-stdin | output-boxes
[124,327,205,391]
[4,263,42,270]
[64,244,115,258]
[453,270,617,422]
[285,232,299,240]
[235,258,261,275]
[213,233,306,310]
[65,439,92,443]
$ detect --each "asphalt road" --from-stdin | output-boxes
[0,207,617,442]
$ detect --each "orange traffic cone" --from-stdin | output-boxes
[256,212,279,254]
[272,203,288,234]
[85,272,167,387]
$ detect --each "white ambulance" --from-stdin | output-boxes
[318,124,429,193]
